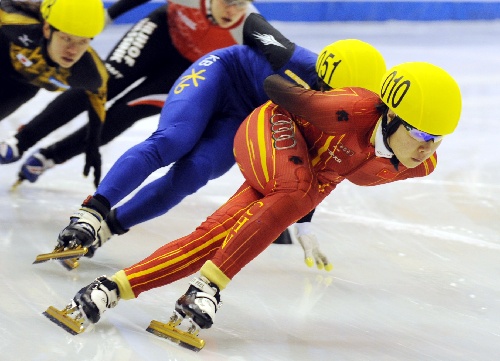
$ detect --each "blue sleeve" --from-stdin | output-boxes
[276,45,319,90]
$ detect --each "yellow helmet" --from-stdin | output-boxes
[379,62,462,135]
[41,0,105,38]
[315,39,386,93]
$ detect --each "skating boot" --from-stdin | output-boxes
[59,216,114,269]
[146,276,222,351]
[12,151,55,189]
[0,137,21,164]
[83,207,127,260]
[175,276,221,329]
[84,208,127,259]
[84,218,113,259]
[44,276,120,334]
[34,196,108,268]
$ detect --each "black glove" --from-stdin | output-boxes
[83,143,102,188]
[83,110,103,187]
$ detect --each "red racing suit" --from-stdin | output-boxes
[108,0,258,62]
[113,77,437,299]
[167,0,254,62]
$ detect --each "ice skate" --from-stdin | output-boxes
[36,217,111,270]
[62,209,123,268]
[146,311,206,351]
[85,218,113,259]
[44,276,120,335]
[62,216,114,269]
[34,244,89,266]
[0,137,21,164]
[146,276,221,351]
[34,204,104,268]
[12,151,55,189]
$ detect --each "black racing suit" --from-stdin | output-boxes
[24,2,297,187]
[38,4,183,170]
[0,0,107,170]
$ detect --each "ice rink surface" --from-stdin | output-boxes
[1,20,500,361]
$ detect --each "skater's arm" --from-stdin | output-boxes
[83,90,105,187]
[264,74,380,133]
[82,62,106,186]
[107,0,153,21]
[295,211,333,271]
[78,49,108,187]
[242,13,295,71]
[263,74,312,110]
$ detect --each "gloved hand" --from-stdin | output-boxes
[297,233,333,271]
[83,144,102,188]
[83,114,103,187]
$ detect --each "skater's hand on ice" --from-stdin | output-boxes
[84,116,103,188]
[83,145,102,188]
[297,234,333,271]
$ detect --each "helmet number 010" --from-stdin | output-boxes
[380,71,410,109]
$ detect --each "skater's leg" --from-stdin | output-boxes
[113,116,240,230]
[112,182,261,298]
[14,90,89,154]
[51,56,231,260]
[202,102,328,283]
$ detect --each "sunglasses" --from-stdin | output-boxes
[396,116,444,143]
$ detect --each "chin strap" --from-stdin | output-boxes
[205,0,217,24]
[381,110,401,171]
[389,154,400,171]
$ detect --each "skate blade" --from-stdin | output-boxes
[60,258,81,270]
[33,247,87,264]
[10,179,23,192]
[43,306,86,335]
[146,319,205,351]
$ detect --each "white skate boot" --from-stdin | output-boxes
[84,218,113,259]
[85,208,129,259]
[175,276,221,329]
[34,196,109,268]
[57,208,102,250]
[52,215,110,270]
[146,276,222,351]
[44,276,120,334]
[54,207,103,270]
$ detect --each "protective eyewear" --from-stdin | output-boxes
[397,116,444,143]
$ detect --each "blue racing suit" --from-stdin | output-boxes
[96,44,318,230]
